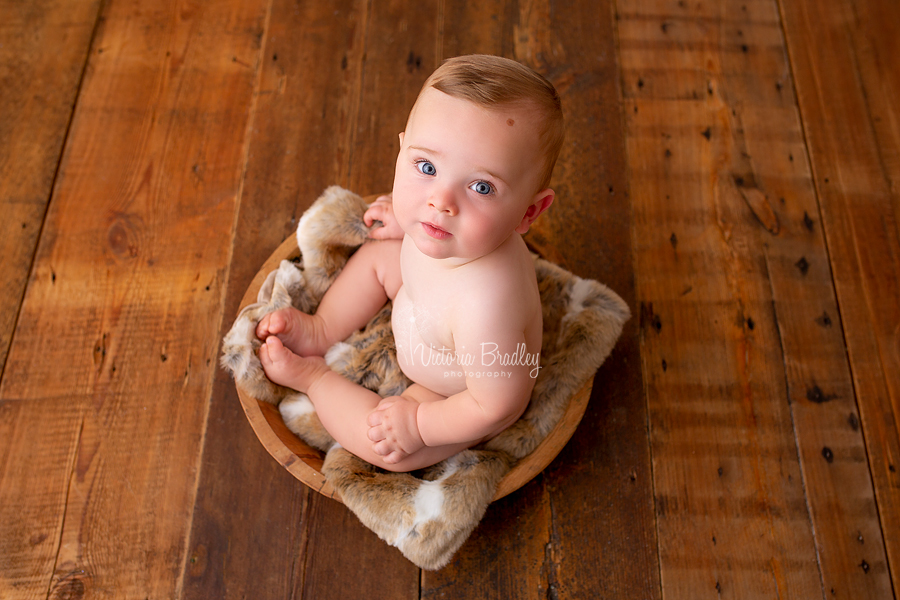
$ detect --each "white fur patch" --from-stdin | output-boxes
[277,260,302,287]
[567,277,594,315]
[296,193,330,254]
[222,318,257,380]
[279,394,315,422]
[324,342,353,369]
[412,481,446,525]
[392,461,460,547]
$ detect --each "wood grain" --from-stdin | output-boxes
[422,0,659,598]
[779,0,900,590]
[0,4,102,594]
[0,398,82,598]
[0,0,102,373]
[2,0,898,596]
[184,1,422,598]
[290,1,437,593]
[527,1,660,598]
[0,0,269,596]
[620,0,891,596]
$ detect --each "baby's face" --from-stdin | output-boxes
[391,88,547,263]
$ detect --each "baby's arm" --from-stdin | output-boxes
[368,305,538,460]
[365,395,425,464]
[364,194,405,240]
[309,372,471,471]
[417,338,536,446]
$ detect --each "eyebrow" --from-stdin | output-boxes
[407,146,509,188]
[408,145,440,156]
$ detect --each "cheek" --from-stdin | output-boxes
[391,181,418,224]
[466,210,505,241]
[481,209,525,245]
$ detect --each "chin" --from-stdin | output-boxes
[413,240,455,260]
[413,232,469,259]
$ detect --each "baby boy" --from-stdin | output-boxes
[256,55,564,472]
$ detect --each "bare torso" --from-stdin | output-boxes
[391,232,543,418]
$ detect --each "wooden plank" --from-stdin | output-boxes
[298,497,419,598]
[620,0,891,596]
[0,0,102,373]
[522,0,661,597]
[343,0,441,196]
[422,1,659,598]
[422,483,552,599]
[779,0,900,590]
[289,1,438,593]
[181,1,419,597]
[0,398,82,598]
[0,3,102,592]
[0,0,270,597]
[181,375,312,598]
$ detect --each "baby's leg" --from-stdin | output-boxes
[308,375,472,472]
[258,335,331,392]
[257,240,403,358]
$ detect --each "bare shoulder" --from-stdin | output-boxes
[452,237,540,333]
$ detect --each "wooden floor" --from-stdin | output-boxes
[1,0,898,598]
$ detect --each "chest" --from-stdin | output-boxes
[395,243,457,350]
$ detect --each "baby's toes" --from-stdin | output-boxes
[259,335,290,365]
[255,314,271,339]
[263,308,289,335]
[259,336,287,367]
[258,337,300,389]
[260,310,290,338]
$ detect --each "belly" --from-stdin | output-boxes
[391,286,466,396]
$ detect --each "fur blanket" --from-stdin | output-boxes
[221,187,630,569]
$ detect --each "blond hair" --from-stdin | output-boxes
[419,55,564,191]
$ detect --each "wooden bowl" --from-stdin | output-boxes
[235,206,593,502]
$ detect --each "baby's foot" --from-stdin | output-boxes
[258,336,329,392]
[256,307,328,357]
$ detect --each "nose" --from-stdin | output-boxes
[428,186,458,216]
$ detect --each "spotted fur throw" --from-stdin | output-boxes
[221,186,630,570]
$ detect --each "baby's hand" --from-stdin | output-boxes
[366,396,424,464]
[363,194,404,240]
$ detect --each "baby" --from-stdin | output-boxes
[256,55,564,472]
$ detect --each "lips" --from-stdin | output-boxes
[422,222,452,240]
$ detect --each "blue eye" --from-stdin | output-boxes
[471,181,494,195]
[416,160,436,176]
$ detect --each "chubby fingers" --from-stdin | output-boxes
[366,406,389,442]
[368,425,399,459]
[382,450,405,464]
[366,405,384,427]
[363,201,387,227]
[367,422,385,443]
[371,440,405,463]
[368,227,392,241]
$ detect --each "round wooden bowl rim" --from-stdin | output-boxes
[235,214,593,503]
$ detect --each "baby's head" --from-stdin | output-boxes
[415,55,564,192]
[392,55,565,261]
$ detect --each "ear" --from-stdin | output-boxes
[515,189,555,234]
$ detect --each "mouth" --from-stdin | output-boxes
[422,222,452,240]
